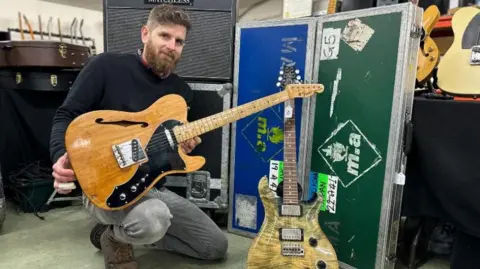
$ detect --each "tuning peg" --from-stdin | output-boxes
[276,82,281,87]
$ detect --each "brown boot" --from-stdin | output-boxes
[100,225,139,269]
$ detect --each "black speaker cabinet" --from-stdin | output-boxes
[103,0,236,82]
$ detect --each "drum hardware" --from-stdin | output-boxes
[47,17,53,40]
[79,19,86,46]
[70,18,77,44]
[18,12,24,40]
[57,18,63,43]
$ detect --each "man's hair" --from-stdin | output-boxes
[147,4,192,32]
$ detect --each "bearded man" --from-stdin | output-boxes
[49,4,228,269]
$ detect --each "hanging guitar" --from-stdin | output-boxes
[64,82,324,211]
[416,4,441,85]
[246,64,338,269]
[437,6,480,96]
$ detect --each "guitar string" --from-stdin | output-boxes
[138,94,288,155]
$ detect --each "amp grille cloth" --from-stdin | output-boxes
[106,9,233,80]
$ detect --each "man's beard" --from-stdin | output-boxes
[144,40,179,76]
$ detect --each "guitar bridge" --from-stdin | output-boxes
[281,243,305,257]
[470,45,480,65]
[112,138,148,168]
[279,228,304,241]
[280,204,302,217]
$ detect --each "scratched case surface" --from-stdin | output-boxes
[299,3,422,269]
[228,18,317,238]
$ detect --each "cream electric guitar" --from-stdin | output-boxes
[247,65,338,269]
[437,6,480,96]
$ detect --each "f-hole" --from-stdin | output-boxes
[95,118,149,128]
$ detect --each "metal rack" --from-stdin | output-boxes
[7,27,97,55]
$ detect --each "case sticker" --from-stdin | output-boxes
[320,28,342,61]
[269,160,284,191]
[235,194,258,230]
[341,19,375,52]
[318,173,339,214]
[330,68,342,118]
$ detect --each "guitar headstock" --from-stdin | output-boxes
[277,64,301,90]
[286,83,324,98]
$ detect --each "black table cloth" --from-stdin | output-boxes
[403,96,480,268]
[0,88,68,179]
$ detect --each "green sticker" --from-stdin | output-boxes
[318,173,329,211]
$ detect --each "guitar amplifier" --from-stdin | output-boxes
[103,0,237,82]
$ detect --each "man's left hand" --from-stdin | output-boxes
[180,136,202,154]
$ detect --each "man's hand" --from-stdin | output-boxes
[180,136,202,154]
[52,152,76,194]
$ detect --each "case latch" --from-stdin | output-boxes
[410,24,422,38]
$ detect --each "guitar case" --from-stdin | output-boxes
[0,68,80,92]
[0,40,90,68]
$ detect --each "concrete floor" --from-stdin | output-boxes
[0,201,450,269]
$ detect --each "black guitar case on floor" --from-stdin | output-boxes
[0,68,80,92]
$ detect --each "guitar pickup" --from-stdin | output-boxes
[470,45,480,65]
[112,138,148,168]
[279,204,302,217]
[281,243,305,257]
[279,228,304,241]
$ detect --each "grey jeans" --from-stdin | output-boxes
[83,187,228,260]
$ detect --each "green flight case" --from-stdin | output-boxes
[298,3,423,269]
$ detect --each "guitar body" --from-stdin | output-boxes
[416,5,441,84]
[437,7,480,96]
[65,94,205,211]
[247,177,339,269]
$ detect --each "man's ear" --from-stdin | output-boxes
[141,25,150,44]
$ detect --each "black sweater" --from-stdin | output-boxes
[49,52,193,164]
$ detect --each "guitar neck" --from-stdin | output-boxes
[282,100,299,205]
[327,0,337,14]
[173,90,291,143]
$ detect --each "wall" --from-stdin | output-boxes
[0,0,104,53]
[238,0,330,22]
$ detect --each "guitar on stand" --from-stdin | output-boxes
[246,65,338,269]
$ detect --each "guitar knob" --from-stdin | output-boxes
[119,193,126,200]
[131,186,137,192]
[309,237,318,247]
[316,260,327,269]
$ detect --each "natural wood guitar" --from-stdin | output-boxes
[65,83,324,211]
[417,5,441,84]
[247,65,338,269]
[437,6,480,96]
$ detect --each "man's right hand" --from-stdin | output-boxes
[52,152,76,194]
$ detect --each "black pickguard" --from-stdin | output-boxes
[106,120,185,208]
[462,13,480,49]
